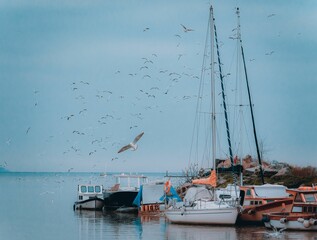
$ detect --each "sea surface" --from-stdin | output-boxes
[0,172,316,240]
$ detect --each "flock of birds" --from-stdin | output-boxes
[2,11,283,172]
[1,23,202,172]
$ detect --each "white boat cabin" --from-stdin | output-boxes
[110,173,148,191]
[77,184,103,201]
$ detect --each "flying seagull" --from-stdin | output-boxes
[180,24,194,32]
[118,132,144,153]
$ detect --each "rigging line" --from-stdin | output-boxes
[236,7,265,184]
[188,8,213,167]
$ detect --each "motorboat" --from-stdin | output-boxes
[103,173,148,212]
[263,186,317,231]
[237,184,293,224]
[73,184,104,211]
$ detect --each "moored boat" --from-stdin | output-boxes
[237,184,293,224]
[103,173,148,212]
[165,183,239,225]
[73,184,104,211]
[263,186,317,231]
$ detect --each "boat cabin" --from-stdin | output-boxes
[110,173,148,191]
[287,187,317,214]
[77,184,103,201]
[237,184,294,223]
[240,184,291,207]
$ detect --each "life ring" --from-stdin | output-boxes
[164,180,171,193]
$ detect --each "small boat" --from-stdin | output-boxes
[263,186,317,231]
[103,173,148,212]
[238,184,293,224]
[73,184,104,211]
[165,183,239,225]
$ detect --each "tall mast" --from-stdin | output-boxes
[210,6,216,170]
[236,7,265,184]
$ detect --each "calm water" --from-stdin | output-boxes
[0,172,316,240]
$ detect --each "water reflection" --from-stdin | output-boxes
[166,224,237,240]
[75,211,317,240]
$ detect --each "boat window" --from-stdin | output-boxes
[304,194,316,202]
[95,186,101,193]
[79,196,83,200]
[88,186,94,193]
[246,189,251,196]
[250,201,254,205]
[80,186,87,193]
[307,207,313,213]
[259,201,262,204]
[292,206,302,213]
[219,194,232,199]
[267,200,274,203]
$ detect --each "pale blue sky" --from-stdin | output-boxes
[0,0,316,172]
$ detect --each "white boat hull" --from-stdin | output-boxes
[265,219,317,231]
[74,198,104,211]
[165,203,239,225]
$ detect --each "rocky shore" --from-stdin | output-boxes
[184,155,317,188]
[216,155,317,188]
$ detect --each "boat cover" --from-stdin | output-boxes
[192,170,217,187]
[253,184,289,198]
[184,186,214,202]
[133,184,181,207]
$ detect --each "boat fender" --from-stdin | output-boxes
[181,207,185,216]
[297,218,304,223]
[238,206,244,213]
[248,209,255,215]
[279,218,287,224]
[309,218,317,226]
[73,204,75,211]
[303,220,310,228]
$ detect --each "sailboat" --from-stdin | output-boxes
[164,5,240,225]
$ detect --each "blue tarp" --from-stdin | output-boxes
[133,185,181,207]
[159,186,182,202]
[133,185,143,207]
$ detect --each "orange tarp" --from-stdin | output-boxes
[192,170,217,187]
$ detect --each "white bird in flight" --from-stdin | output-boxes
[118,132,144,153]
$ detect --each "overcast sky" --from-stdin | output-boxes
[0,0,316,172]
